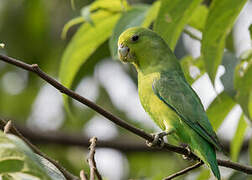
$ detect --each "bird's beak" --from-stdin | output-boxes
[118,44,129,62]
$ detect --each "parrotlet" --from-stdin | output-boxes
[117,27,221,179]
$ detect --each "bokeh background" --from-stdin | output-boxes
[0,0,252,179]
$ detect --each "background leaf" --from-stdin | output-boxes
[230,114,248,162]
[142,1,160,27]
[154,0,202,50]
[206,92,236,131]
[220,51,238,98]
[234,50,252,120]
[188,5,208,31]
[0,131,54,180]
[59,11,120,113]
[59,11,119,88]
[201,0,247,83]
[61,17,85,40]
[90,0,129,12]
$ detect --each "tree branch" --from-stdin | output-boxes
[0,54,252,175]
[163,161,204,180]
[4,120,12,134]
[2,121,247,154]
[7,122,163,152]
[88,137,102,180]
[80,170,88,180]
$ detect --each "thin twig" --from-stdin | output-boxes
[183,28,201,41]
[80,170,88,180]
[88,137,102,180]
[4,120,12,134]
[0,119,78,180]
[163,161,204,180]
[0,54,252,174]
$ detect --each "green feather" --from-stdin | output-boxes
[152,71,222,151]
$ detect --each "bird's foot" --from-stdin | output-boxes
[181,144,192,160]
[146,131,170,148]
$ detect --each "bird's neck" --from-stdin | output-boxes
[133,52,181,75]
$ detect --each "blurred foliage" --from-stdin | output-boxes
[201,0,247,83]
[0,131,65,180]
[0,0,252,179]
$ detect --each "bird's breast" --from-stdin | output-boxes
[138,72,179,131]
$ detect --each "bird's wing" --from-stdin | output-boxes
[152,71,222,151]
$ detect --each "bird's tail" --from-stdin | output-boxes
[207,155,220,180]
[197,146,221,180]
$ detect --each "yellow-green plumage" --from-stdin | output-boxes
[118,27,221,179]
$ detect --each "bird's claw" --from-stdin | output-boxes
[182,145,192,160]
[146,131,169,148]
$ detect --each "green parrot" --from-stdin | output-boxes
[117,27,222,179]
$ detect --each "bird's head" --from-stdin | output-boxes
[118,27,143,64]
[118,27,179,73]
[118,27,164,63]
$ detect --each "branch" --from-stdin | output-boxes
[3,122,247,153]
[1,54,252,175]
[88,137,102,180]
[80,170,88,180]
[8,122,162,152]
[0,119,79,180]
[4,120,12,134]
[163,161,204,180]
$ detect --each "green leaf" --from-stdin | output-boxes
[220,51,238,98]
[0,131,52,180]
[226,30,235,52]
[201,0,247,83]
[90,0,129,12]
[154,0,202,50]
[62,0,129,40]
[206,92,236,131]
[60,11,119,88]
[61,17,85,40]
[59,11,120,113]
[109,5,150,59]
[188,5,208,31]
[142,1,160,27]
[231,114,248,162]
[235,50,252,93]
[249,93,252,119]
[234,49,252,120]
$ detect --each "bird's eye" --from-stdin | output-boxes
[131,35,139,42]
